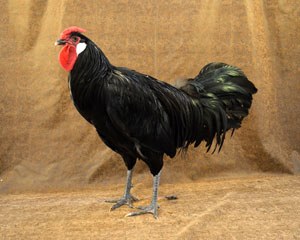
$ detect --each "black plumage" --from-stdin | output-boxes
[56,28,257,217]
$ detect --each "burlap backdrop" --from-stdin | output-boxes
[1,0,299,193]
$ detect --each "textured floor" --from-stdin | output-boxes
[1,174,299,239]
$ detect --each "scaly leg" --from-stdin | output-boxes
[106,169,139,210]
[126,171,161,219]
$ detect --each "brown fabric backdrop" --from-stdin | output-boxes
[1,0,299,193]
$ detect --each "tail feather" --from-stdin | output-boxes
[181,62,257,152]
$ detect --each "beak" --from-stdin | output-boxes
[55,39,66,46]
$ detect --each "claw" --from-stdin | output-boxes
[130,195,139,202]
[126,204,158,219]
[105,195,139,211]
[111,198,131,211]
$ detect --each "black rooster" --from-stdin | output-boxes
[55,26,257,218]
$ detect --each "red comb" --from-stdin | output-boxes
[60,26,86,39]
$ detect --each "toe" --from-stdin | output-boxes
[125,206,158,219]
[131,195,139,202]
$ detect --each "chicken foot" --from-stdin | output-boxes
[105,170,139,210]
[126,171,161,219]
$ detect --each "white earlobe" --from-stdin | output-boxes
[76,42,87,55]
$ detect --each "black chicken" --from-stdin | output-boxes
[55,26,257,218]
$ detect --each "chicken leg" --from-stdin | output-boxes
[126,171,161,219]
[106,170,139,210]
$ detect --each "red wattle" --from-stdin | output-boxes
[59,45,77,71]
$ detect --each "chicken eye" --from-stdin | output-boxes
[71,36,79,42]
